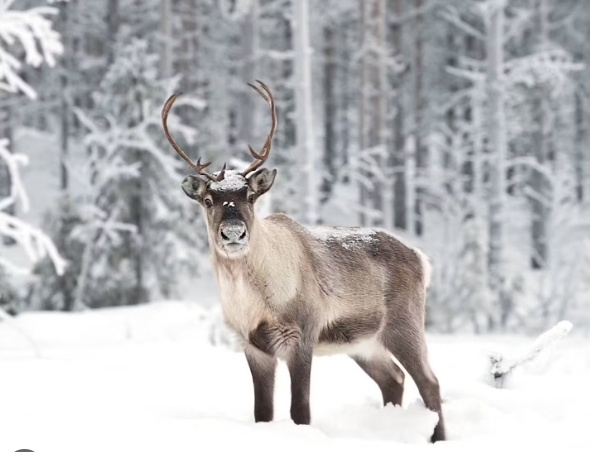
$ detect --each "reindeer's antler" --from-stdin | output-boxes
[162,93,226,181]
[241,80,277,177]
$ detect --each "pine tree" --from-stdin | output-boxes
[32,39,207,309]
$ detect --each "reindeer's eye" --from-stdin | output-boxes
[248,194,255,204]
[204,199,213,208]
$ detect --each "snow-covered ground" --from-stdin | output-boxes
[1,301,588,452]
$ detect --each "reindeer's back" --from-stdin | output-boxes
[264,214,429,312]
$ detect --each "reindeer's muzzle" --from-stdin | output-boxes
[219,221,248,252]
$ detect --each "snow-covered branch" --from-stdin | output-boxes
[0,306,41,357]
[440,9,486,41]
[0,139,66,275]
[505,49,583,92]
[0,0,66,99]
[488,321,573,388]
[0,137,28,212]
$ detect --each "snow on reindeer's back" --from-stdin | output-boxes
[208,170,248,192]
[306,225,432,288]
[306,226,379,251]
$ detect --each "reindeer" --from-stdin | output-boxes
[161,81,445,442]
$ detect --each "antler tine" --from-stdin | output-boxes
[247,82,270,104]
[241,81,277,177]
[248,145,263,160]
[216,162,227,182]
[196,157,212,173]
[162,93,217,181]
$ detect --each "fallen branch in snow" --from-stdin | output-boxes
[488,321,573,388]
[0,307,41,358]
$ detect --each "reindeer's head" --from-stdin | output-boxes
[162,80,277,257]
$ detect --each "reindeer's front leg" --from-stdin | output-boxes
[248,321,313,425]
[287,340,313,425]
[245,348,277,422]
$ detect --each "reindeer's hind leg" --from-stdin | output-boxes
[381,313,445,442]
[352,354,405,406]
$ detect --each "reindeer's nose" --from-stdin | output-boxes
[220,222,248,244]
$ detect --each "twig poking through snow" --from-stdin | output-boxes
[0,307,42,358]
[488,321,573,388]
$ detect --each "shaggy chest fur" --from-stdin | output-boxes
[214,256,300,345]
[216,269,267,339]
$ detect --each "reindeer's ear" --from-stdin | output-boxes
[181,175,208,202]
[248,168,277,196]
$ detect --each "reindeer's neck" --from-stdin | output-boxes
[211,216,303,304]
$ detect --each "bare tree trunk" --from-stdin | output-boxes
[278,15,296,153]
[59,100,71,194]
[405,135,416,234]
[413,0,424,236]
[321,23,336,205]
[372,0,387,227]
[583,9,590,204]
[129,93,146,305]
[239,0,259,150]
[74,237,94,309]
[530,0,550,269]
[391,0,406,230]
[107,0,120,65]
[58,1,74,311]
[293,0,318,225]
[179,0,198,90]
[178,0,201,164]
[358,0,368,226]
[574,91,588,202]
[131,170,144,305]
[0,94,15,246]
[486,3,508,329]
[340,23,352,180]
[59,2,70,194]
[356,0,387,227]
[472,79,484,208]
[161,0,173,78]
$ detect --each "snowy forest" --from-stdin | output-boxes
[1,0,590,334]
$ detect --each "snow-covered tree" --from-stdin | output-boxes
[29,39,208,309]
[431,0,582,331]
[75,39,208,307]
[0,0,66,277]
